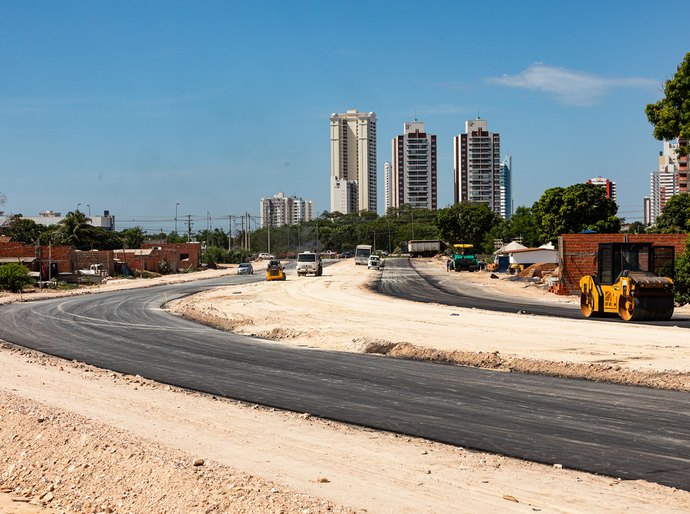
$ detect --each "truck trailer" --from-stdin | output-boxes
[408,240,446,258]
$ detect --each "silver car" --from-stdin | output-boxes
[236,262,254,275]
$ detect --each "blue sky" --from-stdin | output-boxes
[0,1,687,232]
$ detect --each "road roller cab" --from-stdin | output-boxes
[579,242,675,321]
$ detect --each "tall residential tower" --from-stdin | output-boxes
[329,109,377,213]
[453,118,504,217]
[391,121,437,210]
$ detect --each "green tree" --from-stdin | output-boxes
[645,52,690,156]
[673,235,690,306]
[434,202,502,252]
[624,221,647,234]
[54,210,101,249]
[0,263,33,293]
[654,192,690,233]
[486,206,540,249]
[8,216,46,244]
[531,184,621,244]
[121,226,145,249]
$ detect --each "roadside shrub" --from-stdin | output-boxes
[674,236,690,306]
[0,263,33,293]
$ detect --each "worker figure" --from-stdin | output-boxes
[446,258,451,272]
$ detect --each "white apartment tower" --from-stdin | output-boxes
[453,118,503,216]
[498,155,513,220]
[587,176,617,203]
[391,121,437,210]
[330,109,377,213]
[648,140,681,225]
[260,192,314,228]
[383,161,393,212]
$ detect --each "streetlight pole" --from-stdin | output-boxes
[77,203,81,213]
[175,202,180,234]
[86,204,91,217]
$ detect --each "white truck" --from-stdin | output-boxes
[354,244,372,265]
[296,251,323,276]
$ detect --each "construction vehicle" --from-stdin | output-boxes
[579,242,675,321]
[452,244,479,272]
[408,240,446,258]
[265,259,286,281]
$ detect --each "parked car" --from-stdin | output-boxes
[236,262,254,275]
[368,255,382,270]
[339,251,353,259]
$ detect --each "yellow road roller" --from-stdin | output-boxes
[265,259,286,281]
[579,242,675,321]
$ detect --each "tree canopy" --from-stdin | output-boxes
[434,202,502,252]
[645,52,690,155]
[531,183,621,244]
[654,192,690,233]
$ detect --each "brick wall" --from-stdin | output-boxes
[559,234,688,294]
[142,242,201,271]
[75,250,115,275]
[0,242,75,273]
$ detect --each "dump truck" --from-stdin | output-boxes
[579,242,674,321]
[452,244,479,272]
[408,240,446,258]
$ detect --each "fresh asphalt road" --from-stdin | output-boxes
[1,268,689,490]
[377,257,690,327]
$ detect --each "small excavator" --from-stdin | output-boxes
[579,242,675,321]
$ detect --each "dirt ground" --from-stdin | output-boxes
[2,259,690,513]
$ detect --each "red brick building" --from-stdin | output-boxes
[558,233,688,294]
[0,241,201,277]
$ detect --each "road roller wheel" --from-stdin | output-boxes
[580,291,596,318]
[618,296,634,321]
[618,295,674,322]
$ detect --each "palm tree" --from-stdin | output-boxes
[57,210,100,249]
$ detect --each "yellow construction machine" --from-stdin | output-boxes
[265,259,286,281]
[579,242,675,321]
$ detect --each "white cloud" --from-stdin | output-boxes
[487,63,657,106]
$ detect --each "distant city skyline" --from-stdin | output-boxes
[1,1,687,230]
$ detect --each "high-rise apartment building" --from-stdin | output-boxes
[587,176,617,203]
[498,155,513,220]
[330,109,377,213]
[391,121,437,210]
[643,196,652,226]
[453,118,503,217]
[383,161,393,212]
[648,140,682,225]
[259,192,314,228]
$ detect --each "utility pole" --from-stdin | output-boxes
[228,215,232,251]
[246,212,251,252]
[186,214,193,242]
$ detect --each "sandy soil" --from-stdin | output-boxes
[2,259,690,512]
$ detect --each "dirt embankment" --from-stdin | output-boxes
[170,259,690,391]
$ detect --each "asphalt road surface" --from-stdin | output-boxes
[376,257,690,327]
[1,272,689,490]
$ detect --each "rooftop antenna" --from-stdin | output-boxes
[414,108,418,122]
[477,108,481,120]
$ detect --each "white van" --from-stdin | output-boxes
[296,251,323,276]
[354,244,372,265]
